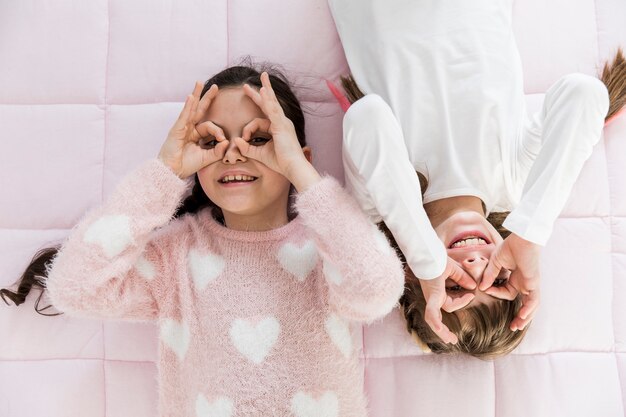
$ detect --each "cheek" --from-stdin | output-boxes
[484,221,504,245]
[196,167,217,198]
[433,223,450,246]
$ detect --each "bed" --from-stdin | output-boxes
[1,0,625,416]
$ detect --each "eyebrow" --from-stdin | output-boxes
[205,120,262,136]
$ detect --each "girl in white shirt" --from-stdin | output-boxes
[328,0,624,357]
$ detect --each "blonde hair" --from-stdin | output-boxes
[401,270,528,360]
[343,53,626,356]
[601,47,626,122]
[341,75,528,357]
[378,221,526,359]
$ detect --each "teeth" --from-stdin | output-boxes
[451,237,487,248]
[221,175,256,183]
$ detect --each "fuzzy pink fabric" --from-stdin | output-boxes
[44,158,405,417]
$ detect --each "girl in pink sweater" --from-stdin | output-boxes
[1,65,404,416]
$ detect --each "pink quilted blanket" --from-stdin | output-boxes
[1,1,625,416]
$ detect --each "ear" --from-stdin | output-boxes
[302,146,313,163]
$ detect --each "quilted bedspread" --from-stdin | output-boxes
[1,1,625,416]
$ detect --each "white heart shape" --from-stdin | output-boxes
[83,215,134,258]
[277,240,318,282]
[135,255,156,280]
[291,391,339,417]
[195,394,233,417]
[325,314,353,358]
[188,248,225,291]
[160,318,191,361]
[322,260,343,286]
[229,317,280,364]
[372,228,392,255]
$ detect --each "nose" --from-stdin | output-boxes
[222,137,247,164]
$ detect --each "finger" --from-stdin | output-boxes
[193,84,218,124]
[242,118,272,140]
[194,139,230,171]
[425,303,458,344]
[517,291,540,321]
[482,251,506,291]
[448,262,477,290]
[189,81,203,123]
[191,80,203,98]
[233,137,251,158]
[259,72,288,122]
[243,83,263,109]
[210,139,230,162]
[511,304,536,331]
[173,95,194,130]
[260,71,276,97]
[194,121,226,144]
[514,269,540,295]
[442,293,475,313]
[484,283,518,301]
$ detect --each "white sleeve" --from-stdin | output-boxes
[342,94,448,279]
[504,74,609,245]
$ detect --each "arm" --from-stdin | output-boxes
[342,95,476,341]
[234,75,404,322]
[342,94,448,280]
[483,75,609,330]
[295,176,405,323]
[504,74,609,244]
[46,80,231,320]
[45,158,191,321]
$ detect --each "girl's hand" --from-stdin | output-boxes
[419,257,476,344]
[158,82,230,179]
[480,233,541,331]
[236,72,319,190]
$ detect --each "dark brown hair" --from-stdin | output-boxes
[1,62,306,315]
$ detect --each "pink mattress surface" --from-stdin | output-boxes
[1,1,625,416]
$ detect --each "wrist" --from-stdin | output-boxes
[510,233,539,249]
[157,156,184,179]
[284,158,321,192]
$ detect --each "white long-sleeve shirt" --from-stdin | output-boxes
[329,0,609,279]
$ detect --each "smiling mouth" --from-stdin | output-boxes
[449,236,489,249]
[218,174,258,184]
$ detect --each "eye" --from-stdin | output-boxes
[249,135,271,146]
[446,284,464,293]
[199,136,219,149]
[493,277,508,287]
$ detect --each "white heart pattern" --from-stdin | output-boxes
[134,255,156,280]
[372,227,392,255]
[291,391,339,417]
[188,248,225,291]
[229,316,280,364]
[324,314,353,358]
[160,318,191,361]
[195,394,233,417]
[277,240,318,282]
[83,215,134,258]
[322,260,343,286]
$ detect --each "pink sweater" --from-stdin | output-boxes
[46,159,405,417]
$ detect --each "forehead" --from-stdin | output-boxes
[201,87,265,125]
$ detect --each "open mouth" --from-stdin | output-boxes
[448,232,491,249]
[218,174,258,184]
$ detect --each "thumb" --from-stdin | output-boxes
[233,137,251,157]
[481,248,505,290]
